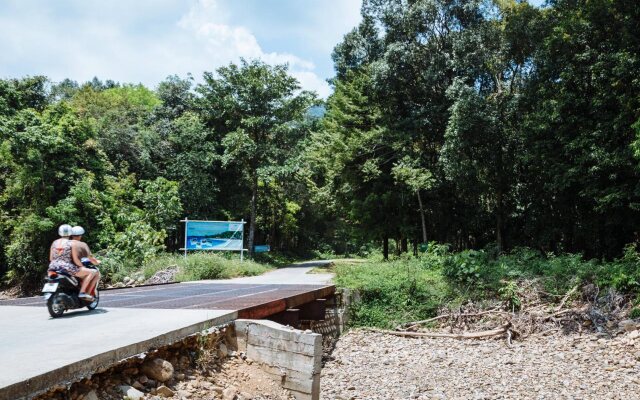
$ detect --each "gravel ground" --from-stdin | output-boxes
[321,329,640,400]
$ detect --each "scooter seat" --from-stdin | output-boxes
[48,270,73,278]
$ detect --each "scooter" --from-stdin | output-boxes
[42,258,100,318]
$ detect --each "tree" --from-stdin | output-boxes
[439,1,542,253]
[196,60,316,256]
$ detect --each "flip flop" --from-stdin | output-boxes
[78,293,95,301]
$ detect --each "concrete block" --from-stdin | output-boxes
[260,364,319,394]
[246,344,321,375]
[233,319,321,400]
[246,334,320,357]
[236,319,321,346]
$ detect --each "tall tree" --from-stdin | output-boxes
[196,60,315,256]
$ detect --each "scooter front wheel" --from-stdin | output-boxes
[86,289,99,310]
[47,293,65,318]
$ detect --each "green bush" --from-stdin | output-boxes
[442,249,502,290]
[142,252,271,282]
[336,259,449,328]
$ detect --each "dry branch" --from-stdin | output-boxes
[555,285,579,312]
[369,322,512,340]
[396,309,508,331]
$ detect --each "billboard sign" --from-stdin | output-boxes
[184,220,244,251]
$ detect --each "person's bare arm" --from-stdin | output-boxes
[84,242,100,264]
[71,242,83,267]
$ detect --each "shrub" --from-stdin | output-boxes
[163,252,271,282]
[442,249,502,290]
[336,259,448,328]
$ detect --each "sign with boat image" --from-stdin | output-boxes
[184,220,244,251]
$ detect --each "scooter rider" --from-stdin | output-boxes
[70,225,100,296]
[48,224,96,301]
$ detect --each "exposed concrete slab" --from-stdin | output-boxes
[234,319,322,400]
[0,306,236,400]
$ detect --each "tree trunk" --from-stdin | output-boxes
[248,172,258,257]
[417,190,427,243]
[401,238,408,253]
[383,237,389,260]
[496,188,503,254]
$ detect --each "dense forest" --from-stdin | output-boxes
[1,0,639,286]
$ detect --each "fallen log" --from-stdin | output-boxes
[555,285,579,312]
[396,309,508,331]
[369,322,512,340]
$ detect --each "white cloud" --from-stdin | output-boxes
[177,0,329,96]
[0,0,336,97]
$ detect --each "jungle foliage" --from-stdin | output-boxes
[1,0,639,290]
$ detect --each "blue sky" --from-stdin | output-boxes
[0,0,545,98]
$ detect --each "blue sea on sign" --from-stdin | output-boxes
[186,221,243,251]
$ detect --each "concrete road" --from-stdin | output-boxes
[194,260,335,285]
[0,263,335,399]
[0,306,234,398]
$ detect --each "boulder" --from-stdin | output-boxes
[620,320,638,332]
[118,385,144,400]
[141,358,174,382]
[156,385,175,397]
[218,343,228,358]
[83,391,99,400]
[223,387,238,400]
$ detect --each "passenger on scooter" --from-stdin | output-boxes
[47,224,96,301]
[70,225,101,295]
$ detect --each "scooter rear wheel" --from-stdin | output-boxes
[47,294,65,318]
[86,289,99,310]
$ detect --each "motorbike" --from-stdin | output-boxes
[42,257,100,318]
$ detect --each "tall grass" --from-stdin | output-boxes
[143,252,272,282]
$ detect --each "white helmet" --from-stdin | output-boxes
[58,224,73,237]
[71,226,85,236]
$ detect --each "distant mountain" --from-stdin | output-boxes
[307,105,326,119]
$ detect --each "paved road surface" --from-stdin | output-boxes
[0,262,335,399]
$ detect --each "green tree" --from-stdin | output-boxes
[195,60,315,256]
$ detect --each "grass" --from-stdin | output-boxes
[142,252,272,282]
[335,258,449,328]
[308,258,368,274]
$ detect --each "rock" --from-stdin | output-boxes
[138,375,149,384]
[620,320,637,332]
[219,343,229,358]
[176,373,186,380]
[239,391,253,399]
[222,387,237,400]
[132,380,146,391]
[212,385,225,394]
[141,358,174,382]
[156,385,175,397]
[123,367,138,375]
[118,385,144,400]
[629,330,640,340]
[83,391,99,400]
